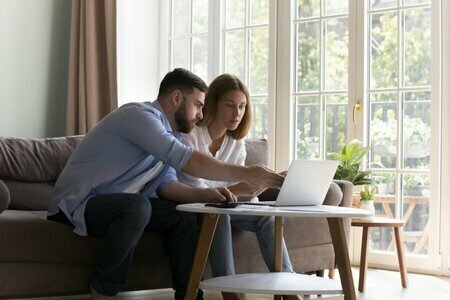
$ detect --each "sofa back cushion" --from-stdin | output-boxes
[0,136,268,210]
[244,139,268,166]
[0,136,83,210]
[0,136,83,182]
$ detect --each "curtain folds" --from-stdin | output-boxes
[66,0,117,135]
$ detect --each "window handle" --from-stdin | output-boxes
[353,100,362,124]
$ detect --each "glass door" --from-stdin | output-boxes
[363,0,440,269]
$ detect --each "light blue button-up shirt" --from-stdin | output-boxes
[48,101,193,236]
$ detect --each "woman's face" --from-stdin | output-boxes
[214,90,247,131]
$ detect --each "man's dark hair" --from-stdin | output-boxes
[157,68,208,98]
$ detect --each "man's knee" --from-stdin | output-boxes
[123,194,151,229]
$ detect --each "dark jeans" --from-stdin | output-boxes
[146,198,203,300]
[48,194,202,300]
[84,193,152,296]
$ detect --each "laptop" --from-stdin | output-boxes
[246,159,339,207]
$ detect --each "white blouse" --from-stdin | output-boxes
[178,125,246,189]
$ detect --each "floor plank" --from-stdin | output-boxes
[10,268,450,300]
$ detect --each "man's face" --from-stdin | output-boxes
[174,88,205,133]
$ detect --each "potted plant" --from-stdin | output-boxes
[328,139,372,186]
[359,185,376,219]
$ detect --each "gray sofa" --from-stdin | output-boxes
[0,136,352,299]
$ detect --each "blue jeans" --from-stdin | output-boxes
[60,194,201,299]
[208,214,294,277]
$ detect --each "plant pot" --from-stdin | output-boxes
[360,200,375,220]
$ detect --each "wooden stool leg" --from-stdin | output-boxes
[394,227,409,288]
[358,227,370,293]
[328,268,336,279]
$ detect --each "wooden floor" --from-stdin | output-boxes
[13,268,450,300]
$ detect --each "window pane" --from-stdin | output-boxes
[404,8,431,87]
[250,0,269,25]
[325,94,347,155]
[172,0,190,36]
[224,31,245,80]
[297,0,320,19]
[193,35,208,82]
[372,171,397,196]
[401,173,430,255]
[325,0,348,15]
[325,18,348,91]
[369,92,398,169]
[404,0,431,5]
[193,0,208,33]
[296,21,320,92]
[369,0,397,11]
[171,39,190,69]
[249,97,268,139]
[296,96,320,159]
[403,91,431,169]
[250,27,268,95]
[370,12,398,89]
[226,0,246,28]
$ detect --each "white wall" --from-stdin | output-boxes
[117,0,161,106]
[0,0,71,138]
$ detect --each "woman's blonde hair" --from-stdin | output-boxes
[198,74,251,140]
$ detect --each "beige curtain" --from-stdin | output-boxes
[66,0,117,135]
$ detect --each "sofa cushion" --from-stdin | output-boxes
[0,136,82,182]
[0,210,167,266]
[245,139,268,166]
[0,180,10,213]
[3,180,53,210]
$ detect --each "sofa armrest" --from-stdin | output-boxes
[332,180,353,208]
[0,180,10,214]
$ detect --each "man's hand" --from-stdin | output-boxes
[200,187,237,203]
[228,182,267,199]
[244,165,284,189]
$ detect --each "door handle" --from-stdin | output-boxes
[353,100,362,124]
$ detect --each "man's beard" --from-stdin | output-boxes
[174,101,195,133]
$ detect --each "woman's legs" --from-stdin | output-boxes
[208,214,236,277]
[230,215,294,272]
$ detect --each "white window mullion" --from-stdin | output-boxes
[274,0,293,171]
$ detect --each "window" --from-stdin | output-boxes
[161,0,446,273]
[169,0,209,81]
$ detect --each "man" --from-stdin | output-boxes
[47,68,283,300]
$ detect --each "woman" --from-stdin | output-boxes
[179,74,302,300]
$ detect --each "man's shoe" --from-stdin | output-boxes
[90,286,116,300]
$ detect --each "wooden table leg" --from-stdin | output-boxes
[184,213,220,300]
[358,227,369,293]
[394,227,409,288]
[327,218,356,300]
[274,216,283,300]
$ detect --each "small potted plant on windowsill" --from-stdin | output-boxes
[359,185,376,220]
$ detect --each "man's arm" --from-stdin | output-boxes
[182,151,283,189]
[158,181,237,204]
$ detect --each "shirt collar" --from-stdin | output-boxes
[148,100,174,134]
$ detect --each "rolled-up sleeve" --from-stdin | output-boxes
[114,104,193,171]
